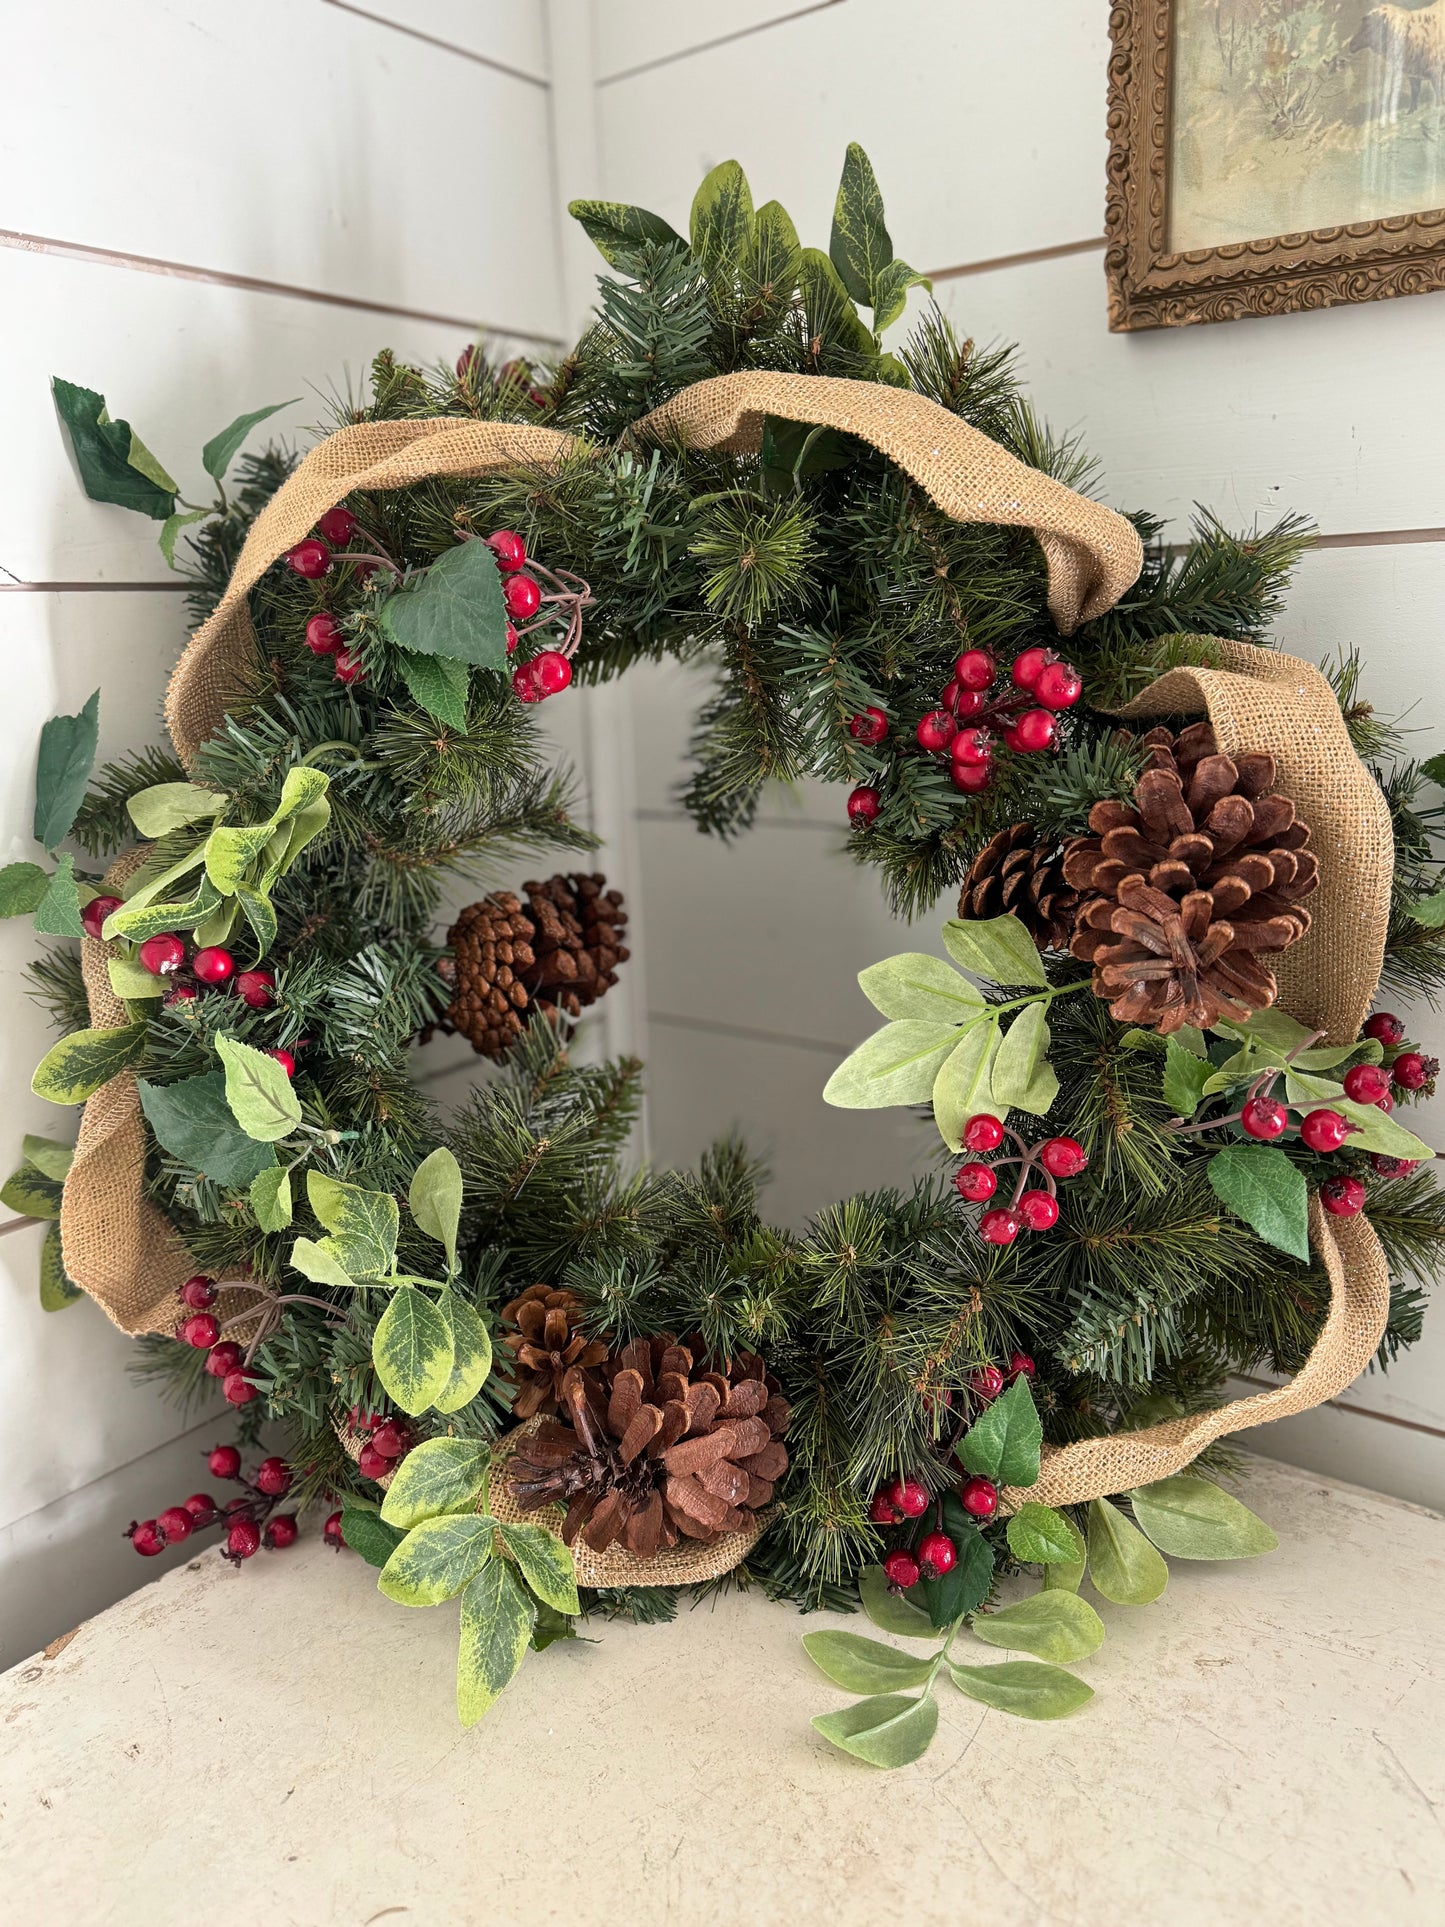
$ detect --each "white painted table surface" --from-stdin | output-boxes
[2,1455,1443,1927]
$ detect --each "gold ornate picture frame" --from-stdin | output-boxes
[1106,0,1445,331]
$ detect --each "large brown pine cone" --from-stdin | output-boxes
[1062,723,1318,1034]
[499,1285,609,1420]
[522,872,629,1020]
[507,1338,790,1558]
[957,824,1080,951]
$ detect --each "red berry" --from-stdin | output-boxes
[849,706,888,745]
[1300,1108,1350,1154]
[868,1490,904,1525]
[951,726,993,768]
[968,1365,1005,1401]
[887,1478,930,1519]
[227,1519,262,1561]
[1033,659,1082,710]
[130,1519,166,1557]
[139,933,186,977]
[333,646,366,685]
[511,662,544,704]
[1240,1095,1289,1140]
[265,1048,296,1078]
[1364,1012,1406,1045]
[234,969,276,1010]
[316,505,358,546]
[264,1514,299,1550]
[882,1549,921,1590]
[1006,1351,1036,1382]
[157,1505,193,1543]
[164,984,199,1008]
[205,1341,243,1379]
[324,1510,346,1549]
[81,894,123,941]
[1040,1136,1088,1178]
[533,650,572,696]
[192,945,235,986]
[208,1444,242,1480]
[950,762,994,793]
[916,708,957,752]
[223,1371,257,1406]
[1011,646,1051,689]
[255,1456,291,1497]
[1343,1063,1391,1105]
[1370,1154,1418,1180]
[1375,1090,1395,1113]
[980,1206,1022,1245]
[961,1475,999,1518]
[963,1114,1005,1153]
[1011,708,1058,754]
[456,344,478,379]
[183,1492,219,1525]
[1321,1175,1367,1218]
[954,1161,998,1203]
[503,573,541,621]
[178,1312,220,1349]
[486,529,527,572]
[944,684,986,720]
[180,1274,216,1310]
[847,784,882,824]
[304,612,343,656]
[1392,1051,1433,1092]
[358,1442,392,1481]
[917,1530,957,1578]
[370,1419,409,1460]
[285,538,331,579]
[1018,1189,1059,1231]
[954,648,995,691]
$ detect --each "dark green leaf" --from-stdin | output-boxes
[567,198,686,268]
[32,1022,148,1105]
[1207,1144,1310,1261]
[759,416,857,483]
[968,1589,1104,1662]
[829,142,894,310]
[499,1520,580,1616]
[857,1564,937,1639]
[52,379,176,518]
[201,399,298,484]
[39,1223,82,1310]
[380,1437,491,1531]
[1087,1498,1168,1605]
[457,1560,534,1727]
[1129,1475,1278,1560]
[947,1660,1093,1720]
[958,1375,1042,1487]
[395,649,470,729]
[0,1163,63,1218]
[34,855,85,938]
[797,247,876,357]
[1420,752,1445,787]
[689,158,753,269]
[812,1691,938,1768]
[34,690,100,849]
[340,1504,406,1569]
[376,538,510,671]
[136,1072,277,1185]
[0,863,51,917]
[803,1630,934,1693]
[918,1515,994,1629]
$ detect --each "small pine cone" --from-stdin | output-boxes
[444,874,629,1058]
[445,892,538,1058]
[520,873,630,1023]
[1062,724,1318,1034]
[500,1285,608,1419]
[957,824,1080,951]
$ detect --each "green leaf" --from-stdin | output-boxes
[379,1437,491,1531]
[1006,1502,1082,1567]
[567,198,686,268]
[457,1559,534,1728]
[307,1170,399,1276]
[32,1022,147,1104]
[1207,1144,1310,1261]
[759,416,857,484]
[105,881,220,943]
[136,1072,277,1185]
[205,824,273,895]
[215,1034,302,1142]
[931,1019,1002,1151]
[201,399,298,484]
[803,1630,934,1693]
[1330,1098,1435,1162]
[829,142,894,310]
[1420,752,1445,787]
[409,1146,462,1268]
[947,1660,1093,1720]
[340,1504,405,1569]
[857,953,985,1023]
[34,690,100,849]
[812,1692,938,1769]
[1087,1498,1168,1605]
[126,782,226,838]
[158,508,209,569]
[233,885,278,960]
[378,1512,495,1606]
[1129,1475,1278,1560]
[34,855,85,938]
[991,1002,1057,1114]
[22,1134,74,1182]
[249,1164,293,1232]
[1164,1035,1212,1116]
[39,1223,83,1310]
[395,649,470,729]
[105,955,161,1001]
[377,539,510,672]
[431,1295,493,1414]
[267,766,330,827]
[373,1285,454,1416]
[119,422,179,497]
[1042,1514,1088,1593]
[1407,885,1445,929]
[958,1375,1042,1487]
[690,158,754,269]
[288,1235,357,1291]
[499,1520,581,1616]
[969,1589,1104,1662]
[797,247,877,357]
[0,863,52,917]
[857,1564,937,1639]
[940,915,1049,988]
[0,1162,63,1218]
[52,379,176,518]
[918,1508,995,1628]
[868,256,930,333]
[744,199,802,319]
[823,1019,960,1109]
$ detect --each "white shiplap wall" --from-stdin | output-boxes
[590,0,1445,1510]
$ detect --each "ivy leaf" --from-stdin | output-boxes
[567,197,686,268]
[947,1660,1093,1720]
[802,1631,934,1694]
[958,1375,1042,1487]
[457,1560,534,1728]
[32,1022,148,1105]
[1163,1035,1212,1117]
[409,1146,463,1269]
[136,1073,276,1185]
[395,649,470,729]
[307,1171,399,1277]
[1207,1144,1310,1261]
[378,1512,496,1607]
[829,142,894,310]
[22,1134,74,1183]
[931,1019,1002,1151]
[689,158,754,270]
[857,953,985,1023]
[1087,1498,1168,1605]
[380,1438,491,1531]
[968,1590,1105,1663]
[498,1520,581,1616]
[201,399,298,484]
[250,1164,293,1232]
[126,782,226,838]
[377,540,510,672]
[158,508,210,569]
[339,1504,405,1569]
[1129,1475,1278,1560]
[431,1296,493,1415]
[288,1236,357,1291]
[0,1161,64,1218]
[812,1691,939,1769]
[0,863,52,917]
[857,1565,937,1639]
[39,1223,83,1310]
[372,1285,454,1415]
[1006,1502,1083,1567]
[52,379,176,518]
[216,1034,301,1143]
[34,855,85,938]
[34,690,100,849]
[823,1020,960,1109]
[940,915,1049,988]
[991,1002,1057,1115]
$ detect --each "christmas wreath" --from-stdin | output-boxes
[12,147,1444,1770]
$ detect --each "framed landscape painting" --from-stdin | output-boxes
[1107,0,1445,329]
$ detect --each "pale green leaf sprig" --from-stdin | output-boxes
[370,1436,579,1727]
[0,1136,80,1312]
[823,915,1087,1148]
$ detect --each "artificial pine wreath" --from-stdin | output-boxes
[9,146,1445,1767]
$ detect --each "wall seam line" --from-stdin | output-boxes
[0,1412,226,1539]
[597,0,846,84]
[320,0,549,84]
[649,1008,848,1056]
[1234,1374,1445,1443]
[928,235,1108,282]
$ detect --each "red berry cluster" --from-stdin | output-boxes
[952,1118,1089,1246]
[486,530,592,708]
[285,503,388,684]
[174,1274,260,1406]
[111,926,278,1015]
[845,645,1083,825]
[1357,1010,1438,1187]
[350,1407,414,1484]
[126,1443,298,1564]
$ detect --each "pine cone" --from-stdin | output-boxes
[1062,723,1318,1034]
[499,1284,608,1419]
[445,873,629,1058]
[507,1337,790,1557]
[957,824,1080,951]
